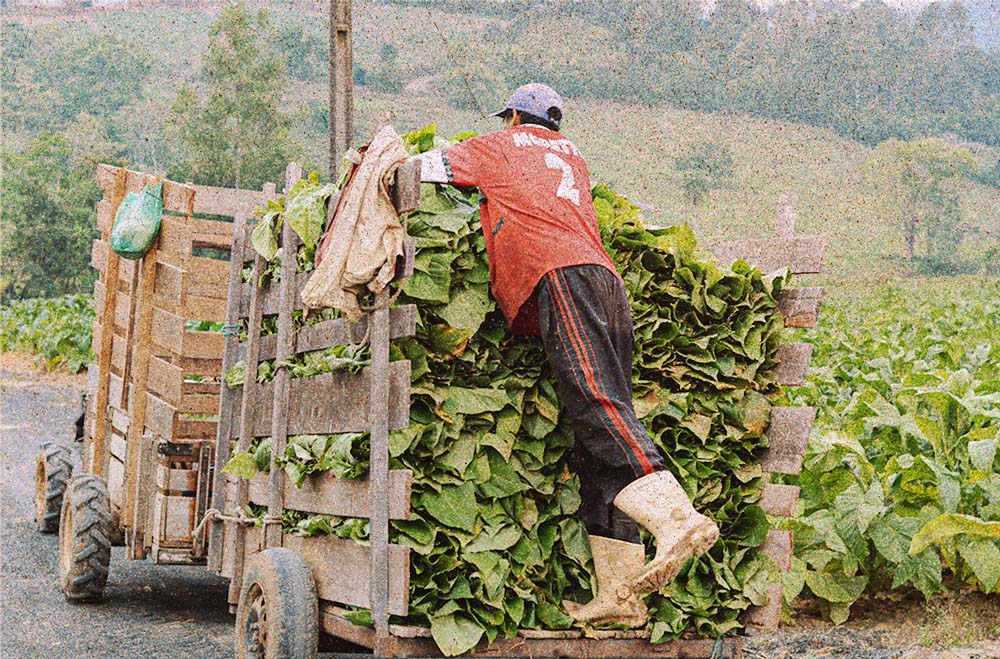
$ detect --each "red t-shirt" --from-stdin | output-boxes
[445,125,619,334]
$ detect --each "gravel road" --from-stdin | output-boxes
[0,365,232,659]
[2,361,997,659]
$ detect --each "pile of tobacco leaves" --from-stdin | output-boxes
[225,124,785,655]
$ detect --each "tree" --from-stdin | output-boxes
[862,138,977,270]
[675,142,734,209]
[0,133,105,299]
[167,3,297,189]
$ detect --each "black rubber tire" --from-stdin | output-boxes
[34,443,74,534]
[58,475,112,602]
[235,548,319,659]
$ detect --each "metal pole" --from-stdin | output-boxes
[329,0,354,178]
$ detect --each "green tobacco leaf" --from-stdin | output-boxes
[968,438,998,473]
[446,387,510,415]
[957,538,1000,592]
[422,482,479,533]
[431,613,484,657]
[804,571,868,603]
[285,179,334,250]
[910,514,1000,554]
[250,212,279,261]
[222,452,257,480]
[439,285,492,334]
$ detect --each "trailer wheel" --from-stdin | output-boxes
[58,475,112,602]
[236,548,318,659]
[35,443,74,534]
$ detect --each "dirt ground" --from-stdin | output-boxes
[1,354,997,659]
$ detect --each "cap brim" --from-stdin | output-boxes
[492,108,511,118]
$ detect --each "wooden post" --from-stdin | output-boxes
[329,0,354,178]
[369,292,391,656]
[265,163,302,550]
[91,169,128,477]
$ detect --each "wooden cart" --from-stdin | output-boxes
[36,165,279,602]
[210,164,828,658]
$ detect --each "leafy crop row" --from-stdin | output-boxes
[0,293,94,372]
[784,281,1000,622]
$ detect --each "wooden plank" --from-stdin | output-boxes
[151,308,185,355]
[759,483,800,518]
[185,255,230,300]
[93,159,126,479]
[128,432,156,560]
[246,470,412,520]
[282,534,409,616]
[107,373,125,411]
[390,157,422,214]
[774,342,813,386]
[160,179,196,216]
[152,260,184,310]
[760,529,793,572]
[265,165,301,550]
[93,280,106,315]
[174,356,223,378]
[192,183,275,218]
[179,330,226,361]
[110,333,129,374]
[745,582,784,633]
[777,287,826,329]
[176,419,217,440]
[760,406,816,475]
[318,609,744,659]
[144,393,177,440]
[156,464,199,493]
[158,217,193,258]
[183,295,229,323]
[110,432,127,463]
[256,305,417,362]
[91,239,108,272]
[112,291,132,332]
[107,455,126,512]
[146,356,183,407]
[237,362,411,438]
[239,273,309,317]
[706,235,828,275]
[189,215,235,242]
[180,392,219,416]
[97,199,115,235]
[153,492,196,544]
[369,300,392,641]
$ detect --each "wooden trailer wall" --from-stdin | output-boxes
[85,164,277,563]
[213,162,825,659]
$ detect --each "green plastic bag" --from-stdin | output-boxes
[110,180,164,260]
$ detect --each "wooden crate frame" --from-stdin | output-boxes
[84,164,277,563]
[213,169,825,657]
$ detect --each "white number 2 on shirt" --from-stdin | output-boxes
[544,153,581,206]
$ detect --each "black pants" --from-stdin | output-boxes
[537,265,665,542]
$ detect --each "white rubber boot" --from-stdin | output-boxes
[563,536,649,628]
[613,471,720,595]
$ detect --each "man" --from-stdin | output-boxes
[416,83,719,627]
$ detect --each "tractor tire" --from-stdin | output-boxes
[34,443,74,534]
[58,475,112,602]
[235,548,318,659]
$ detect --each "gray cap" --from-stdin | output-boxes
[493,83,563,128]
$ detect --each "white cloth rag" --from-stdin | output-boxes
[301,125,410,320]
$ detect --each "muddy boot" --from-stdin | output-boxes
[563,536,649,628]
[613,471,720,595]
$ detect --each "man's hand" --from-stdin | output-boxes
[414,151,450,184]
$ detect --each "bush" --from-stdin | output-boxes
[0,294,94,372]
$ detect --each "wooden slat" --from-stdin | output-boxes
[185,255,230,300]
[160,179,196,215]
[180,392,219,416]
[192,183,274,218]
[183,295,229,323]
[110,332,129,374]
[118,256,138,284]
[390,158,422,214]
[707,236,828,274]
[174,356,224,378]
[109,406,130,436]
[760,529,793,572]
[147,356,183,406]
[96,199,115,235]
[91,239,109,272]
[318,608,743,658]
[144,393,177,440]
[189,215,235,242]
[153,492,196,544]
[107,455,126,510]
[247,470,412,520]
[760,406,815,475]
[282,534,409,616]
[112,291,132,332]
[235,362,411,438]
[256,305,417,362]
[158,217,193,258]
[93,280,106,314]
[156,465,199,493]
[759,483,800,518]
[151,308,185,355]
[110,432,128,462]
[774,342,813,386]
[745,582,784,633]
[176,419,217,440]
[152,260,184,310]
[181,331,225,361]
[107,373,125,411]
[777,287,826,328]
